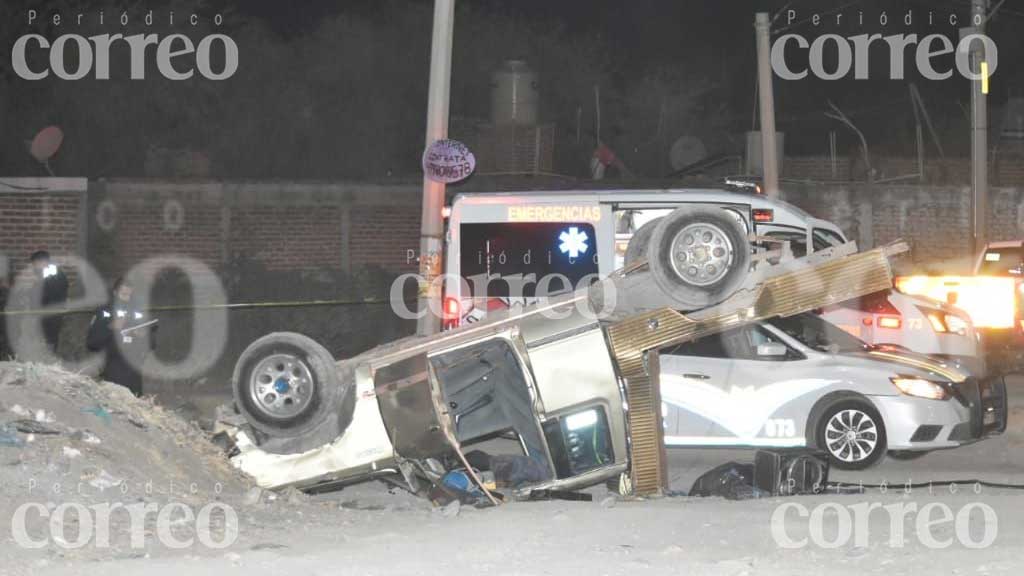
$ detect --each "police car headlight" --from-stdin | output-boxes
[943,313,969,336]
[891,376,949,400]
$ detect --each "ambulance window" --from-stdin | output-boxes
[813,227,845,248]
[459,222,599,298]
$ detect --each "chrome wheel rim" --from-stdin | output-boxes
[249,353,315,420]
[825,409,879,463]
[668,222,734,287]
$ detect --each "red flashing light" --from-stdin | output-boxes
[443,296,459,317]
[752,209,774,223]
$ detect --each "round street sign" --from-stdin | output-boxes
[422,139,475,183]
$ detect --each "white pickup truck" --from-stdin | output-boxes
[226,206,912,497]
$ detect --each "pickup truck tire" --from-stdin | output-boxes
[233,332,356,454]
[646,207,750,310]
[624,219,660,267]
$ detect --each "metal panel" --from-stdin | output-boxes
[606,244,899,496]
[374,354,450,459]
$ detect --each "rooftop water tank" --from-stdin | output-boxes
[491,60,538,125]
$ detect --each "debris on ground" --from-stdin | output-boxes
[0,361,256,565]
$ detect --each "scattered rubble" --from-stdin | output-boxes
[0,362,255,566]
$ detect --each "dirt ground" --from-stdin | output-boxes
[1,365,1022,576]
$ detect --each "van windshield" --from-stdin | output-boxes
[459,222,599,298]
[764,228,845,257]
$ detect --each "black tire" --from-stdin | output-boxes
[233,332,356,455]
[624,219,660,267]
[888,450,929,461]
[815,398,887,470]
[646,207,751,310]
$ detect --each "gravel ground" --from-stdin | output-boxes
[1,365,1021,576]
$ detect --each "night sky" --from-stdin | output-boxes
[2,0,1021,177]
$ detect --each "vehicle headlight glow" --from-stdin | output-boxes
[891,376,949,400]
[565,409,599,431]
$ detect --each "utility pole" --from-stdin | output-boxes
[416,0,455,336]
[966,0,989,256]
[755,12,780,198]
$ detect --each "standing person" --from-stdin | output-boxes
[29,250,69,354]
[86,278,156,397]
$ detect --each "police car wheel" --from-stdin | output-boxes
[646,207,750,310]
[233,332,355,454]
[816,400,887,470]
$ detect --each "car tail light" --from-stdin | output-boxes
[442,296,461,329]
[485,297,509,311]
[444,296,460,316]
[752,209,773,222]
[878,316,902,329]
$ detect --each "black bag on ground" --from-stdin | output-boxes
[688,461,766,500]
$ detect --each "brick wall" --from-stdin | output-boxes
[781,183,1024,274]
[783,155,1024,186]
[230,205,345,272]
[88,180,422,280]
[348,205,421,271]
[0,179,85,282]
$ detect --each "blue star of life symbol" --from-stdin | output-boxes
[558,227,589,259]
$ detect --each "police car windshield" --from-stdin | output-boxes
[767,313,870,353]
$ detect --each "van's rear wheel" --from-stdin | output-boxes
[646,207,750,310]
[233,332,356,455]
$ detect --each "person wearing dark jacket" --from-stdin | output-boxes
[30,250,69,353]
[86,278,155,397]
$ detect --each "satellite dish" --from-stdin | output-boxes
[668,135,707,171]
[30,126,64,166]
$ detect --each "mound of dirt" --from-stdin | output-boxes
[0,362,256,565]
[0,361,250,499]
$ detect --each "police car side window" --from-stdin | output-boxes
[744,326,804,361]
[663,329,749,359]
